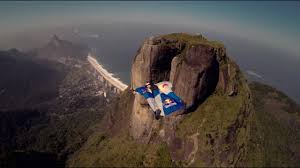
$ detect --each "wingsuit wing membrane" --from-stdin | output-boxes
[135,86,152,99]
[134,81,185,116]
[152,86,184,116]
[134,86,160,112]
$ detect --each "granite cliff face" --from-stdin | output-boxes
[131,35,219,107]
[131,34,218,141]
[131,33,247,148]
[130,33,252,166]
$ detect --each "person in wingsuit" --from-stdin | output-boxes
[132,81,186,120]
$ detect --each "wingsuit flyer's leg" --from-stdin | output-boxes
[154,81,187,116]
[146,97,160,114]
[148,98,161,120]
[148,85,164,119]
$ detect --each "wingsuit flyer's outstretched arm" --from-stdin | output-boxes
[133,86,160,113]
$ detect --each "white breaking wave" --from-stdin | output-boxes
[87,54,128,91]
[246,70,263,79]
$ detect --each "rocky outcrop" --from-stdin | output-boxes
[171,44,220,110]
[130,33,252,166]
[131,33,229,140]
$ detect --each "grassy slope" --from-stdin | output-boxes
[67,90,176,167]
[176,59,251,166]
[161,33,252,166]
[243,82,300,167]
[161,33,224,48]
[69,81,300,167]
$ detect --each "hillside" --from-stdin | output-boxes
[0,49,67,110]
[243,82,300,167]
[0,36,114,168]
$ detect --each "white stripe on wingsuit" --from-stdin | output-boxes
[155,94,165,116]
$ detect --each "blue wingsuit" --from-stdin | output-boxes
[134,81,184,116]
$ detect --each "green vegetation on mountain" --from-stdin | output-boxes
[176,72,251,166]
[161,33,224,49]
[68,81,300,167]
[68,90,176,167]
[0,49,67,110]
[243,82,300,167]
[0,38,111,168]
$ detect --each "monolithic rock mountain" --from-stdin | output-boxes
[34,35,89,65]
[69,33,253,167]
[130,33,251,166]
[131,34,221,109]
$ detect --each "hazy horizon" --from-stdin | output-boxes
[1,1,299,56]
[0,1,299,103]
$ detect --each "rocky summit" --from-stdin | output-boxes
[69,33,253,167]
[130,33,252,166]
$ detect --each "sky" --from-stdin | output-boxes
[0,1,299,102]
[0,1,299,57]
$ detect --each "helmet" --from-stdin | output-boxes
[145,81,153,87]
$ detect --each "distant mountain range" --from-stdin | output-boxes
[33,35,89,64]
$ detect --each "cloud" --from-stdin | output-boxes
[72,29,101,39]
[87,34,100,38]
